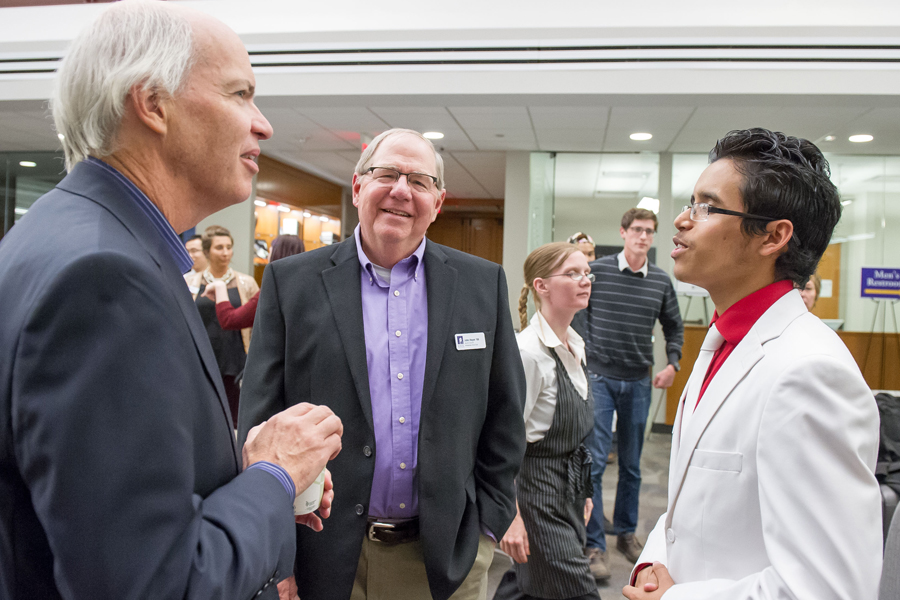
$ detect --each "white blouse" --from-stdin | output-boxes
[517,311,589,443]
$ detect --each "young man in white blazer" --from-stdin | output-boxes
[624,128,882,600]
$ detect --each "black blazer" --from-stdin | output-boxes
[0,161,294,599]
[238,236,526,600]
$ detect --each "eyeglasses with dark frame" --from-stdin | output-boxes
[543,271,596,283]
[364,166,439,193]
[681,202,801,246]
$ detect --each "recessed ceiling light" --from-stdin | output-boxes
[319,215,330,222]
[824,135,836,142]
[254,200,267,207]
[849,134,873,143]
[19,161,36,167]
[423,132,444,140]
[630,133,652,141]
[302,211,312,218]
[57,133,65,141]
[841,200,853,206]
[277,205,290,213]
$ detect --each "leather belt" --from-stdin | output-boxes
[366,518,420,545]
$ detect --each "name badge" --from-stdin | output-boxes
[455,332,486,351]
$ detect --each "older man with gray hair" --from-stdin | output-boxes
[0,2,342,599]
[239,128,527,600]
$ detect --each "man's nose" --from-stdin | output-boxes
[674,207,690,230]
[390,174,413,199]
[252,104,274,141]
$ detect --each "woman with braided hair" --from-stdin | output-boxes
[494,242,601,600]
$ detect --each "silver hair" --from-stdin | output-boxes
[51,0,195,171]
[354,128,445,191]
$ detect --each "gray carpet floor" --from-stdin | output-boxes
[486,432,672,600]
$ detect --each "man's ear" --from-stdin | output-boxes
[351,173,361,207]
[759,219,794,258]
[127,84,168,136]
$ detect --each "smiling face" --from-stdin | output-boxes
[163,16,273,217]
[535,251,592,318]
[672,158,767,309]
[206,234,233,272]
[351,133,445,267]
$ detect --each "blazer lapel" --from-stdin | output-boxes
[667,385,689,491]
[59,163,236,462]
[667,338,764,516]
[420,241,457,420]
[665,291,809,519]
[322,239,375,432]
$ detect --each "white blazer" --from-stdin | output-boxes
[637,290,882,600]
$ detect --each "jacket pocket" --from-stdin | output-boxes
[689,448,742,473]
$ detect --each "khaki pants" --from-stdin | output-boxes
[350,534,495,600]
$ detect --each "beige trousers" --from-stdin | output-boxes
[349,534,495,600]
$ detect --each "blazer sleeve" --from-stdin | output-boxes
[662,354,882,600]
[12,252,294,600]
[238,264,288,447]
[474,265,527,538]
[217,290,259,330]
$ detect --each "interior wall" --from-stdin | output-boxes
[196,188,256,277]
[503,152,531,324]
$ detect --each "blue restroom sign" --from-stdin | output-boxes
[861,267,900,298]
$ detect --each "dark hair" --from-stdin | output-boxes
[187,234,202,243]
[709,128,840,287]
[201,225,232,256]
[621,208,658,231]
[269,235,305,262]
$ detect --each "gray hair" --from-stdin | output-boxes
[51,0,195,171]
[354,129,445,191]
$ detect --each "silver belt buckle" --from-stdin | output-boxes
[368,521,395,542]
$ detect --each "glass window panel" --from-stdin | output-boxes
[553,152,660,251]
[1,152,66,239]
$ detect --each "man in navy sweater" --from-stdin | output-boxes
[583,208,684,577]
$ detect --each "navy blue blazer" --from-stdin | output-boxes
[238,236,527,600]
[0,161,294,599]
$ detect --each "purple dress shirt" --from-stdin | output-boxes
[355,226,428,519]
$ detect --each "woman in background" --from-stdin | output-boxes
[186,225,258,424]
[203,234,305,330]
[495,242,600,600]
[800,273,821,311]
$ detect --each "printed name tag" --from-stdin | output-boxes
[455,332,486,351]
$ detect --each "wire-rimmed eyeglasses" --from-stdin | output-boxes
[681,202,776,223]
[364,166,439,193]
[544,271,595,282]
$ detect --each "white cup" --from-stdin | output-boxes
[294,468,326,515]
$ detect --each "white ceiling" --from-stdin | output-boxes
[3,97,900,202]
[253,98,900,199]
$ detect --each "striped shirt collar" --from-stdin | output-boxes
[85,157,193,274]
[617,250,648,277]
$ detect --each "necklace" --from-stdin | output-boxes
[202,267,234,285]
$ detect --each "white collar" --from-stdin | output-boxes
[617,250,648,277]
[530,311,586,364]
